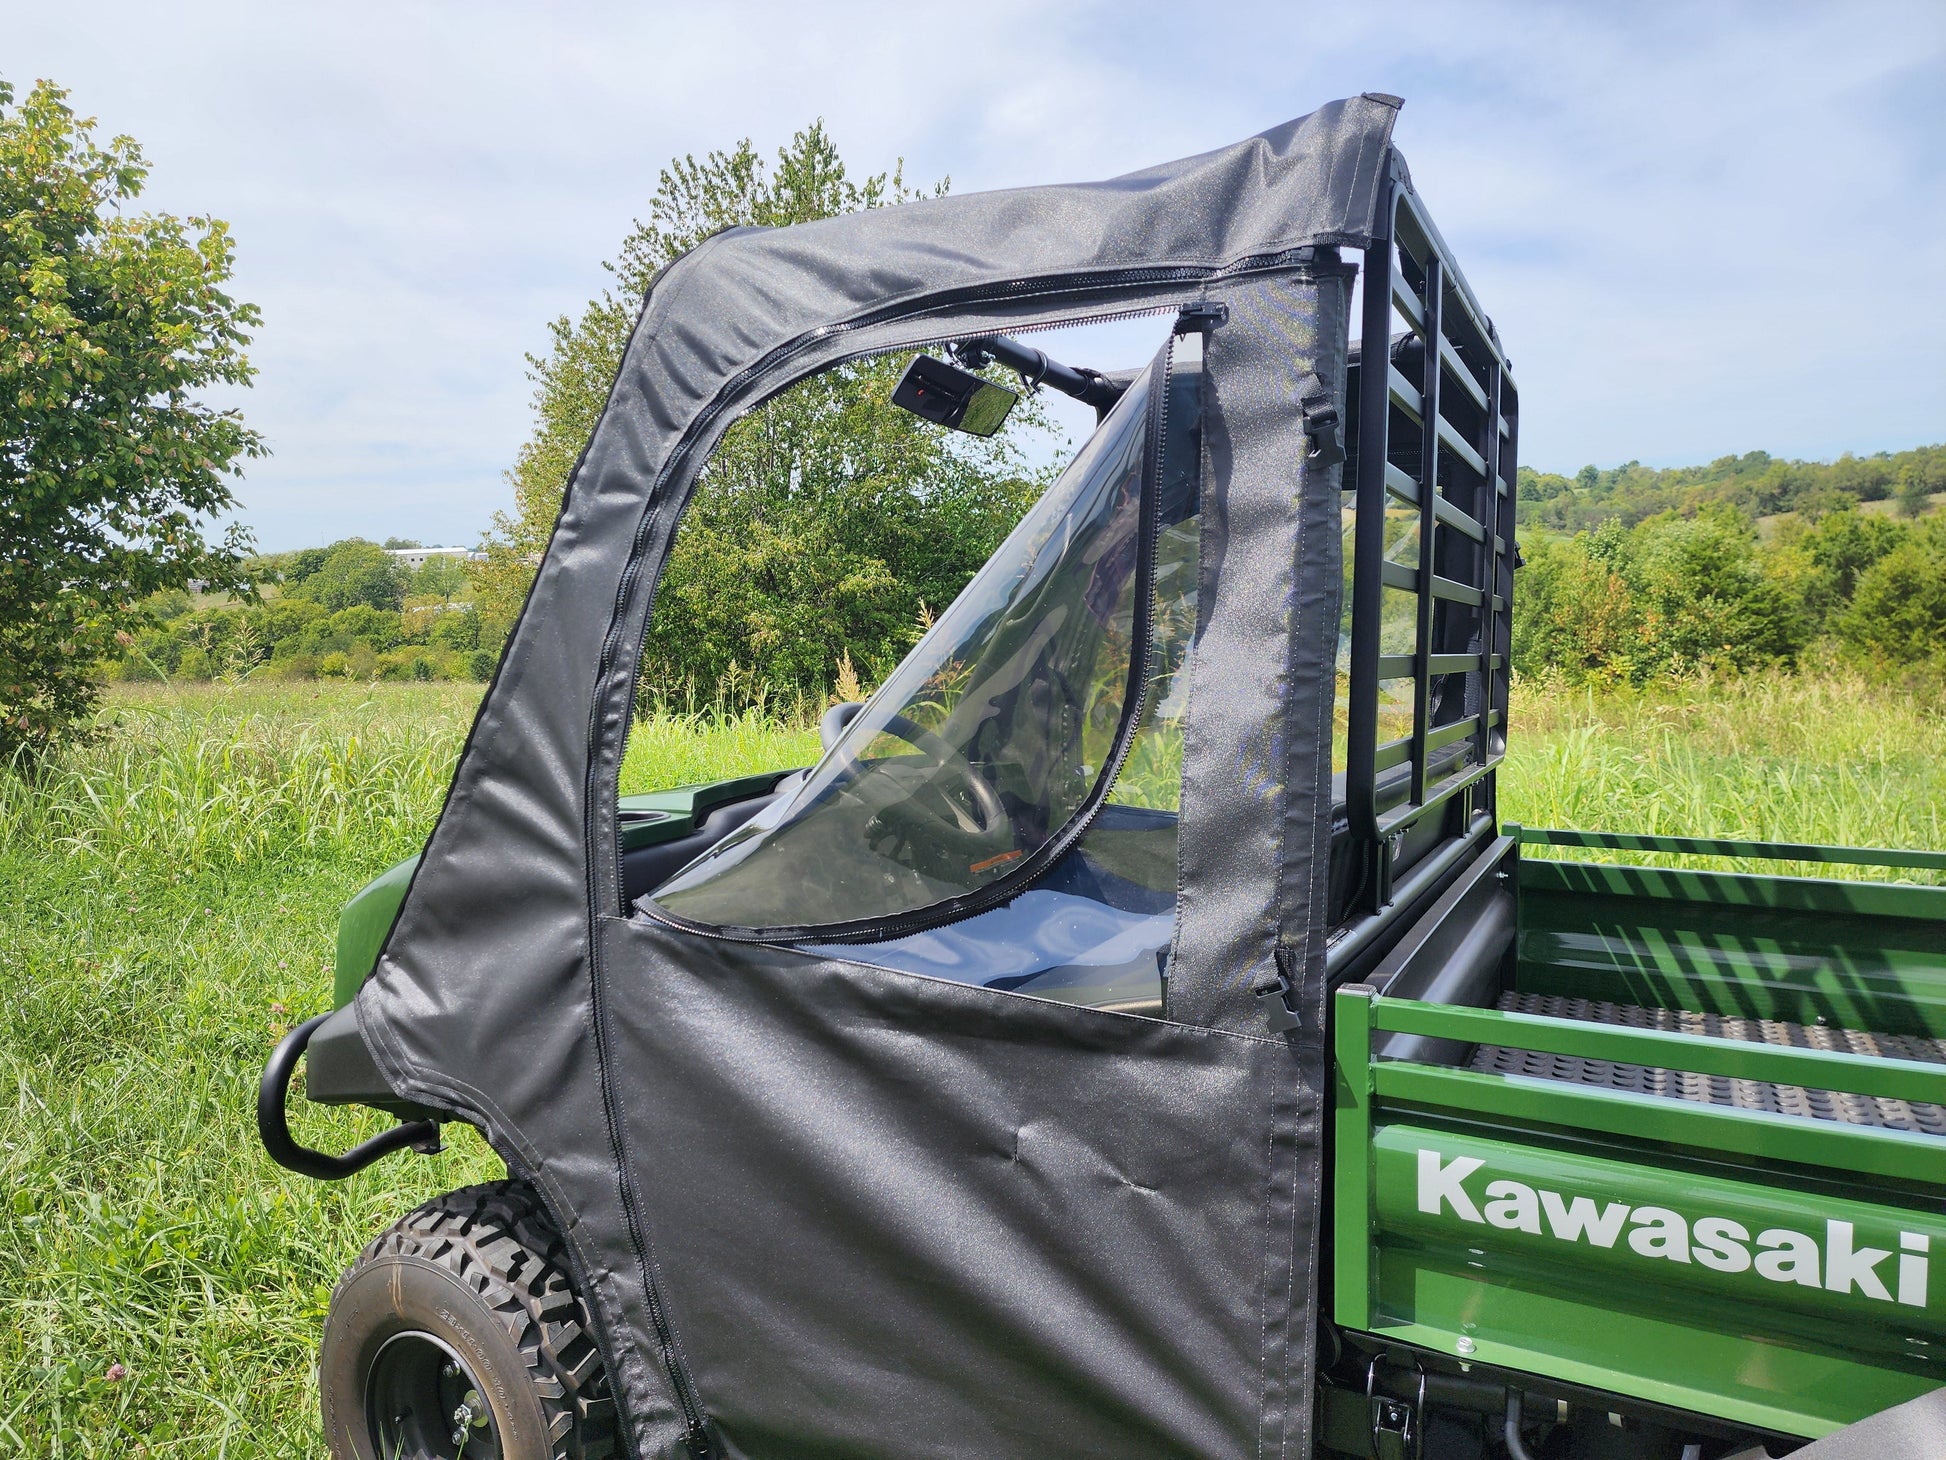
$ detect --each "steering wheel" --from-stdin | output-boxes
[825,702,1011,865]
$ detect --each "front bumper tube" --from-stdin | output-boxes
[258,1013,441,1180]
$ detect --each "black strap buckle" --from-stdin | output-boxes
[1255,948,1302,1034]
[1297,372,1345,469]
[1174,300,1228,334]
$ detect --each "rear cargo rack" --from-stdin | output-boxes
[1343,160,1519,911]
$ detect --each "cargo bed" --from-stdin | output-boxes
[1331,826,1946,1440]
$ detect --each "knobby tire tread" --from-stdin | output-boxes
[337,1180,618,1460]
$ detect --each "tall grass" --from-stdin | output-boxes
[1501,673,1946,883]
[1,673,1940,1453]
[620,706,821,795]
[0,683,815,1457]
[0,688,483,1457]
[1,684,479,881]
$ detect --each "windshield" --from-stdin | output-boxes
[649,349,1163,935]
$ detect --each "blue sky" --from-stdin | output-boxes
[9,1,1944,550]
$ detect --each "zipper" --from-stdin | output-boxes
[584,253,1316,1451]
[636,325,1181,949]
[595,245,1329,850]
[596,249,1326,923]
[602,250,1331,812]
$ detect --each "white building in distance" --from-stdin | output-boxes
[385,547,487,571]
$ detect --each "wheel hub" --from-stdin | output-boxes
[366,1331,504,1459]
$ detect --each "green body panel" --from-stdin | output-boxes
[329,772,797,1008]
[1368,1126,1944,1436]
[1334,829,1946,1438]
[614,770,795,833]
[1516,859,1946,1040]
[333,853,421,1008]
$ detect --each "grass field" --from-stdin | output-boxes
[2,673,1941,1454]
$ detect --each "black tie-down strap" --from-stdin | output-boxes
[1297,373,1344,468]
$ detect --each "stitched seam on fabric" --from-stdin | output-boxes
[1257,1111,1275,1460]
[1289,290,1343,1457]
[1282,342,1317,1460]
[589,923,715,1452]
[1286,1050,1311,1460]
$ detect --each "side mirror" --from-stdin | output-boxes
[890,355,1018,437]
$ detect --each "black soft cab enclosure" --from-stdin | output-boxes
[301,93,1538,1459]
[270,88,1946,1460]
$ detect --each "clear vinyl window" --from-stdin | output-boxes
[648,329,1204,1010]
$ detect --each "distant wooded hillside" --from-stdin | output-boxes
[1517,443,1946,534]
[1511,442,1946,686]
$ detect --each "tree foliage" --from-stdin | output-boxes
[1839,533,1946,666]
[286,538,406,613]
[113,539,491,685]
[0,78,262,760]
[1514,506,1946,684]
[480,122,1055,701]
[1516,443,1945,534]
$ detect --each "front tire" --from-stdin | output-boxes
[321,1181,616,1460]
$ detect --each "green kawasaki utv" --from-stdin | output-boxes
[260,94,1946,1459]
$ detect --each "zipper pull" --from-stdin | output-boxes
[1174,300,1228,334]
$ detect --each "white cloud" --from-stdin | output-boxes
[7,0,1942,546]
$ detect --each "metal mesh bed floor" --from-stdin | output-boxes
[1471,992,1946,1137]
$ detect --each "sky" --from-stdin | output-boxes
[8,1,1944,551]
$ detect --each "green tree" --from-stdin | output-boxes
[643,353,1044,693]
[1896,463,1931,519]
[1839,539,1946,666]
[408,554,469,600]
[0,78,262,760]
[290,539,407,613]
[1624,510,1808,677]
[1512,510,1812,684]
[283,546,331,585]
[480,121,1055,699]
[1510,534,1635,683]
[1785,506,1909,628]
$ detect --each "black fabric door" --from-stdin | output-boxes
[589,275,1349,1457]
[355,101,1392,1459]
[598,918,1313,1460]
